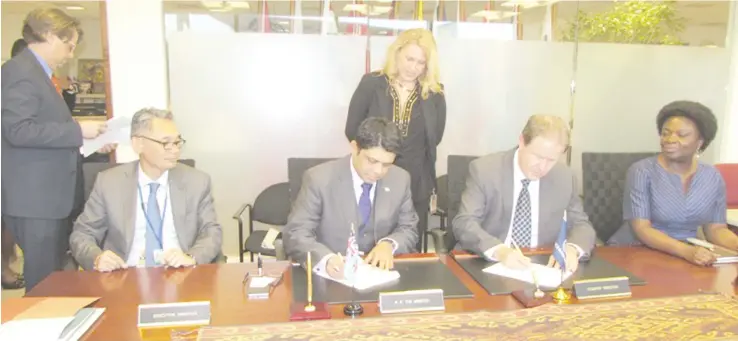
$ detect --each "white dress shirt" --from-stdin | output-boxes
[314,156,397,272]
[126,167,181,266]
[484,150,582,260]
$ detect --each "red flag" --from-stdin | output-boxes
[345,0,368,35]
[258,0,271,33]
[388,0,398,36]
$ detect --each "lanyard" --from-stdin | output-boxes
[137,183,169,249]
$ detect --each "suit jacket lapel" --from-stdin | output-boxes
[122,163,139,259]
[501,148,516,228]
[21,50,64,104]
[337,156,361,231]
[538,173,554,245]
[169,166,187,249]
[371,177,390,232]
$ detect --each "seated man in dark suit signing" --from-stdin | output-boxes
[283,117,419,278]
[70,108,223,271]
[453,115,596,273]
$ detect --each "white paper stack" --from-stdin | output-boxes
[483,263,573,288]
[314,262,400,290]
[81,116,131,157]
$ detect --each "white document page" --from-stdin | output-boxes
[314,262,400,290]
[483,262,573,288]
[81,116,130,157]
[0,317,74,341]
[249,277,276,288]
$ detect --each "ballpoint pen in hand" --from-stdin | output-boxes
[511,239,544,298]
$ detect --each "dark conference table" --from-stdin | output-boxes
[26,247,738,341]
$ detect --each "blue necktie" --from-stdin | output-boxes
[358,183,373,234]
[144,183,163,266]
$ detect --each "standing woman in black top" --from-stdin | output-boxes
[345,28,446,252]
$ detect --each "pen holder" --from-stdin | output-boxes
[243,272,283,300]
[512,289,553,308]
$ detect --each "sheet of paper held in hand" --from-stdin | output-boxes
[314,263,400,290]
[81,116,130,157]
[483,262,573,288]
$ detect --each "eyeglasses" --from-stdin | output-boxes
[136,135,186,150]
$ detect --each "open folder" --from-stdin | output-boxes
[483,262,573,288]
[314,262,400,290]
[0,297,104,341]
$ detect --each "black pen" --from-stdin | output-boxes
[257,253,263,276]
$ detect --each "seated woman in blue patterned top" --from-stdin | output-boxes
[609,100,738,266]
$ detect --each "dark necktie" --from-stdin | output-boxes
[358,183,373,234]
[511,179,532,247]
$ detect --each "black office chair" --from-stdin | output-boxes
[82,159,196,203]
[429,155,479,254]
[424,175,448,253]
[287,158,336,203]
[234,182,291,263]
[581,152,657,244]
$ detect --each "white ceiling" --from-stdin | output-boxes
[1,1,730,27]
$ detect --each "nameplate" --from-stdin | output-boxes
[137,301,211,328]
[573,276,631,300]
[378,289,445,314]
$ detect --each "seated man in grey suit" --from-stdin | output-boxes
[453,115,596,273]
[284,117,419,279]
[70,108,223,271]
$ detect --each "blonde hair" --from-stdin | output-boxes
[521,115,571,147]
[380,28,442,99]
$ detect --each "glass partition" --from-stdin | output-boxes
[162,0,731,255]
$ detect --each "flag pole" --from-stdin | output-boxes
[343,223,364,316]
[553,212,572,303]
[365,2,371,73]
[565,0,581,166]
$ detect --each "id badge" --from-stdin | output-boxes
[429,189,438,214]
[154,249,164,265]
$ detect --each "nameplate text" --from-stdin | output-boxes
[138,301,211,328]
[573,276,631,300]
[378,289,445,314]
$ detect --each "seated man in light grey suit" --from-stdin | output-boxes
[453,115,596,273]
[70,108,223,271]
[284,117,419,279]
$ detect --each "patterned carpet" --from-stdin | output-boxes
[194,294,738,341]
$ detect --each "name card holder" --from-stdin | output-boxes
[573,276,631,300]
[379,289,445,314]
[138,301,211,339]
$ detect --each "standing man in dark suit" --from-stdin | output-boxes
[453,115,596,273]
[2,8,108,291]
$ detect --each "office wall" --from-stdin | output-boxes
[167,33,728,255]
